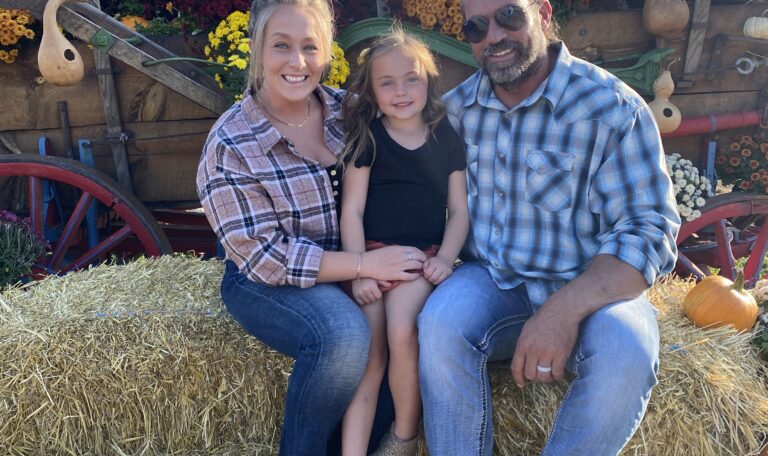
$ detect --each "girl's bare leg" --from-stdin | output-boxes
[342,298,388,456]
[384,277,433,440]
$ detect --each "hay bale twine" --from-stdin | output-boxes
[1,256,767,455]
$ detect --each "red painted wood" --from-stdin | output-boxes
[0,155,171,276]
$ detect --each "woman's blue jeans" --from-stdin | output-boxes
[221,261,371,455]
[418,262,660,455]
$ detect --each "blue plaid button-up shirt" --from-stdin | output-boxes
[444,43,680,308]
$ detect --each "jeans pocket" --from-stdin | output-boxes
[524,150,574,212]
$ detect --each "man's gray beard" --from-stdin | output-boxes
[482,35,548,91]
[486,54,545,91]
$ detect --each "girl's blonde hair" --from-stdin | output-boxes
[247,0,335,90]
[341,26,445,167]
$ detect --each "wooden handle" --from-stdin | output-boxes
[38,0,85,86]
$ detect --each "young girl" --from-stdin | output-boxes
[339,29,469,456]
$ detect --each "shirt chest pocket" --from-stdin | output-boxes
[524,150,574,212]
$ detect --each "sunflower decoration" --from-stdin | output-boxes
[0,9,37,64]
[205,10,350,101]
[402,0,464,40]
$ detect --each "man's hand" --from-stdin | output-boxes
[351,277,382,306]
[510,304,579,387]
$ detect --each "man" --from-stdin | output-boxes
[417,0,681,454]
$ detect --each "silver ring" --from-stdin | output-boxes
[536,364,552,373]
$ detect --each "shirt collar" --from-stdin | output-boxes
[463,42,572,113]
[239,86,344,154]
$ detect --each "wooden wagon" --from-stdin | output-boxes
[0,0,767,285]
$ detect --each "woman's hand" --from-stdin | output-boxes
[351,278,382,306]
[363,246,426,282]
[423,256,454,285]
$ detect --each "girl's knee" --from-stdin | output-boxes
[388,324,418,358]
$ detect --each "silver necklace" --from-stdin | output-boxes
[255,92,311,128]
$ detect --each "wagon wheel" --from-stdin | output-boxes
[0,154,172,276]
[675,192,768,288]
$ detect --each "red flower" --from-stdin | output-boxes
[730,142,741,151]
[716,155,727,164]
[742,148,753,157]
[761,175,768,185]
[752,172,761,181]
[740,181,752,190]
[750,160,761,169]
[729,157,741,166]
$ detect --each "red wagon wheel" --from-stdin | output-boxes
[675,192,768,288]
[0,154,172,276]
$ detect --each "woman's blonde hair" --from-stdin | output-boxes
[341,26,445,167]
[247,0,334,89]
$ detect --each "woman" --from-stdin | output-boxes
[196,0,427,454]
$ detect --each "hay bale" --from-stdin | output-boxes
[1,256,767,455]
[1,256,288,455]
[486,277,768,456]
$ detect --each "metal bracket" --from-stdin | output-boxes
[603,48,676,96]
[90,28,116,53]
[90,130,134,146]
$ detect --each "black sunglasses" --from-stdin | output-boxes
[461,3,535,44]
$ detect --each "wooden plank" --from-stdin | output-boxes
[52,3,230,114]
[671,90,759,117]
[3,119,212,202]
[0,41,217,132]
[92,39,134,192]
[683,0,712,76]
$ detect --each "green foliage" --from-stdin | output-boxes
[0,212,47,287]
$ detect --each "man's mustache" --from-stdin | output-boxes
[482,39,523,59]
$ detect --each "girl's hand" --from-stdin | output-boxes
[423,256,454,285]
[352,277,382,306]
[364,246,426,282]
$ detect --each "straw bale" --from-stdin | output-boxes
[1,256,288,455]
[1,257,767,455]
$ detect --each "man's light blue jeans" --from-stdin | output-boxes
[418,262,660,455]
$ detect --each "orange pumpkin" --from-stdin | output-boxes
[120,15,149,30]
[683,271,759,332]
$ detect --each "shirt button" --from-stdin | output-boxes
[498,153,504,160]
[330,169,337,176]
[333,190,339,196]
[497,191,504,198]
[495,229,501,236]
[333,180,339,186]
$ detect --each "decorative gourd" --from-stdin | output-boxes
[38,0,85,86]
[683,271,759,332]
[647,70,681,134]
[120,15,149,30]
[643,0,690,38]
[743,9,768,40]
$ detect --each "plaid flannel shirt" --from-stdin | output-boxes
[444,43,680,307]
[197,86,346,287]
